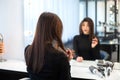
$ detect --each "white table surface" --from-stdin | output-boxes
[0,59,27,72]
[70,59,120,80]
[0,59,120,80]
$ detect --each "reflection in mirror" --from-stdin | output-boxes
[24,0,120,47]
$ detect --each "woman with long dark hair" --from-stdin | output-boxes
[73,17,101,62]
[25,12,73,80]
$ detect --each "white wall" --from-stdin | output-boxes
[0,0,24,60]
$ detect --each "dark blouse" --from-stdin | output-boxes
[25,44,71,80]
[73,34,101,60]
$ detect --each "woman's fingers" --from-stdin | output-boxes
[76,56,83,62]
[66,48,74,60]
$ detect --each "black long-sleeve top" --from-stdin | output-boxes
[73,34,101,60]
[25,44,71,80]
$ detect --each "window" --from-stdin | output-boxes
[24,0,80,46]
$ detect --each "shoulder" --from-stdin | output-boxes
[73,35,80,40]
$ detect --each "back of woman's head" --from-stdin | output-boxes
[36,12,63,43]
[25,12,64,73]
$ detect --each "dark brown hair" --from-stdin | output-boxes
[25,12,65,73]
[79,17,95,41]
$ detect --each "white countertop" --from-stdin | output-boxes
[0,59,27,72]
[0,59,120,80]
[70,59,120,80]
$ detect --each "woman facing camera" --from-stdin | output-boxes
[73,17,101,62]
[24,12,73,80]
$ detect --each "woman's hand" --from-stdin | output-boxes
[66,48,74,60]
[76,56,83,62]
[91,37,98,48]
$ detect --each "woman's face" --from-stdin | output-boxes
[81,21,90,35]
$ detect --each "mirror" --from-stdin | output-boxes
[24,0,120,46]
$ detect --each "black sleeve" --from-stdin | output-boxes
[73,35,79,58]
[59,54,71,80]
[91,39,102,60]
